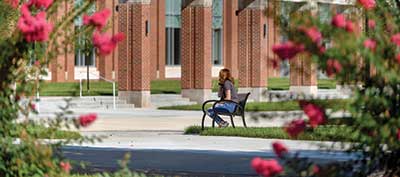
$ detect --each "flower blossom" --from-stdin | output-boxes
[397,129,400,140]
[272,141,288,158]
[28,0,53,9]
[326,59,342,77]
[5,0,19,8]
[299,101,326,128]
[331,14,347,28]
[391,33,400,47]
[368,20,376,29]
[93,32,125,55]
[17,4,53,42]
[83,9,112,30]
[358,0,376,10]
[345,21,355,33]
[285,119,306,138]
[251,157,283,177]
[304,26,322,44]
[396,54,400,65]
[363,38,377,51]
[78,113,97,127]
[272,41,304,60]
[60,161,71,173]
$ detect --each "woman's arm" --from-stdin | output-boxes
[225,89,231,100]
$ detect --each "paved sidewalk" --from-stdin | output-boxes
[65,131,357,176]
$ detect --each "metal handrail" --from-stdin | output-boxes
[79,72,116,110]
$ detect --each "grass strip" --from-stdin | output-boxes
[159,99,350,111]
[184,125,357,142]
[36,78,336,96]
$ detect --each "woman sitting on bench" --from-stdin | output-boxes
[207,68,239,128]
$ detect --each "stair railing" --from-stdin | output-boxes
[79,73,116,110]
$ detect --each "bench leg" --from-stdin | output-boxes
[201,113,206,130]
[212,118,215,128]
[242,114,247,128]
[230,115,235,128]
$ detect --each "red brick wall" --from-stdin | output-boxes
[223,0,238,79]
[98,0,118,81]
[237,8,268,88]
[267,1,280,78]
[118,2,151,91]
[149,0,158,80]
[118,4,129,91]
[156,0,166,79]
[181,5,212,90]
[290,54,317,86]
[50,1,71,82]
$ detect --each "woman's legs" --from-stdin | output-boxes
[207,103,236,126]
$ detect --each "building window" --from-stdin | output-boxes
[165,0,182,66]
[74,0,96,67]
[166,28,181,66]
[212,29,222,65]
[212,0,223,65]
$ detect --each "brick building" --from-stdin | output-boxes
[48,0,355,107]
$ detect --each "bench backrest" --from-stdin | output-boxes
[236,93,251,114]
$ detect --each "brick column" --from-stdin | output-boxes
[50,1,69,82]
[181,0,213,104]
[267,0,280,78]
[118,0,151,108]
[289,53,318,95]
[149,0,166,80]
[289,1,318,95]
[98,0,117,81]
[223,0,238,78]
[237,0,268,102]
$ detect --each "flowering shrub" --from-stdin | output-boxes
[253,0,400,176]
[0,0,123,176]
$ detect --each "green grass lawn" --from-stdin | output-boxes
[37,78,336,96]
[184,125,356,142]
[158,99,350,111]
[17,124,82,139]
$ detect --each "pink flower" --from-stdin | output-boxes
[272,141,288,158]
[358,0,376,10]
[313,165,320,174]
[93,32,125,55]
[299,101,326,128]
[396,54,400,65]
[60,161,71,173]
[30,103,36,111]
[326,59,342,77]
[272,41,304,60]
[318,46,326,54]
[271,59,279,69]
[284,119,306,138]
[391,33,400,47]
[5,0,19,8]
[304,26,322,44]
[331,14,346,28]
[34,60,40,66]
[78,113,97,127]
[28,0,53,9]
[83,9,111,30]
[251,157,283,177]
[345,21,355,33]
[363,39,377,51]
[17,4,53,42]
[397,129,400,140]
[368,20,376,29]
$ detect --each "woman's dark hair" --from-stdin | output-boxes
[218,68,234,85]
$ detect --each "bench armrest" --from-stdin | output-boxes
[202,100,220,113]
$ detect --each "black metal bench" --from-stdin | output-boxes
[201,93,251,130]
